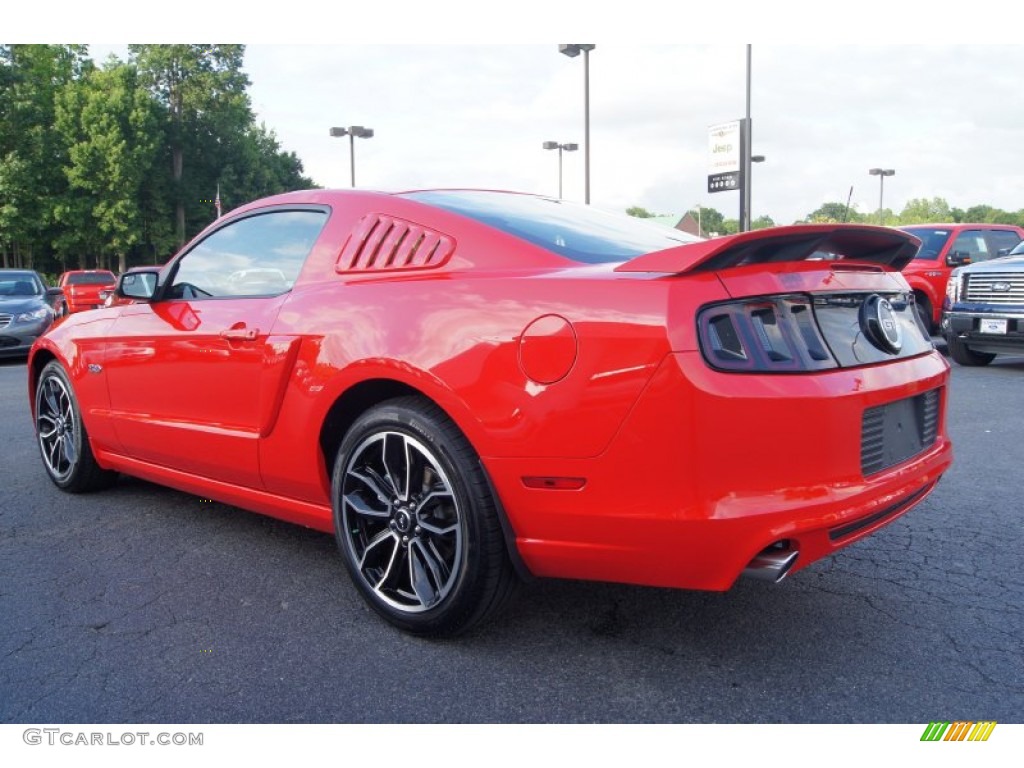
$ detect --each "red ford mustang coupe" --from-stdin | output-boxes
[29,189,952,635]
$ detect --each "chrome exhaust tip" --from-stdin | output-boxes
[742,548,799,583]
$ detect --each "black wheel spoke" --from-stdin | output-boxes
[343,490,390,519]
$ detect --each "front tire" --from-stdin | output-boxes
[331,397,516,636]
[946,334,996,366]
[914,294,934,335]
[35,361,118,492]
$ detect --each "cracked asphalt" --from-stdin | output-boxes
[1,353,1022,723]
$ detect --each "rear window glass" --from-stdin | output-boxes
[402,190,700,264]
[67,272,116,285]
[987,229,1021,257]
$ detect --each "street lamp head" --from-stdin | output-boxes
[543,141,559,150]
[869,168,895,177]
[751,155,765,163]
[331,125,374,139]
[563,143,579,152]
[559,44,596,57]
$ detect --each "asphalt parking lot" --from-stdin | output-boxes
[1,351,1022,724]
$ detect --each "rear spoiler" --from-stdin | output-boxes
[615,224,922,275]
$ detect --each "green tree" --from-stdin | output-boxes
[218,122,314,213]
[625,206,654,218]
[898,197,951,224]
[129,44,252,247]
[0,45,89,270]
[55,61,163,273]
[805,202,865,224]
[695,206,726,236]
[751,215,776,230]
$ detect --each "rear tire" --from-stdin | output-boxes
[332,396,516,636]
[946,334,995,366]
[35,361,118,492]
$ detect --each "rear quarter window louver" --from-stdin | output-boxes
[337,214,455,273]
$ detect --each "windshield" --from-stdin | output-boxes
[902,228,953,260]
[0,275,42,296]
[402,190,700,264]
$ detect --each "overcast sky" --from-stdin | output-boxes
[25,3,1024,225]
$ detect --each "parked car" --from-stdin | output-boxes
[57,269,117,315]
[29,189,953,635]
[943,240,1024,365]
[0,269,61,359]
[900,224,1024,332]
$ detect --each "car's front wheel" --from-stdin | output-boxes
[332,397,516,636]
[946,334,996,366]
[35,361,118,492]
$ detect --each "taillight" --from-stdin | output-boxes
[697,295,838,373]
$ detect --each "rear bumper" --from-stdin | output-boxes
[486,350,952,591]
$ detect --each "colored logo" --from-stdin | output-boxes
[920,721,997,742]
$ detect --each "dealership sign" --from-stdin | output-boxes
[708,120,742,193]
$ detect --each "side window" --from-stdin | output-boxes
[950,230,990,262]
[986,229,1022,258]
[168,209,327,299]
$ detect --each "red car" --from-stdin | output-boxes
[57,269,117,315]
[29,190,953,635]
[900,223,1024,332]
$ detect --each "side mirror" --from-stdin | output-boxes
[117,269,160,300]
[44,287,64,309]
[996,248,1011,257]
[946,250,972,267]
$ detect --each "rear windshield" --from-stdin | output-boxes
[402,190,700,264]
[902,228,952,260]
[67,272,116,285]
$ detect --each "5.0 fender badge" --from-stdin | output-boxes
[859,294,903,354]
[88,364,103,374]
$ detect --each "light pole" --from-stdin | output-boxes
[740,44,753,232]
[330,125,374,187]
[543,141,578,198]
[559,44,595,204]
[868,168,895,225]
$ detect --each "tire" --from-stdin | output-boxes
[34,361,118,492]
[332,396,516,636]
[914,295,933,335]
[946,334,995,366]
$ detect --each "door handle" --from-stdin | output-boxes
[220,327,259,341]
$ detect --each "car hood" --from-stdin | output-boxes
[958,254,1024,273]
[0,296,45,314]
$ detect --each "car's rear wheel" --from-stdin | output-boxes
[946,334,996,366]
[35,361,118,492]
[332,397,516,636]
